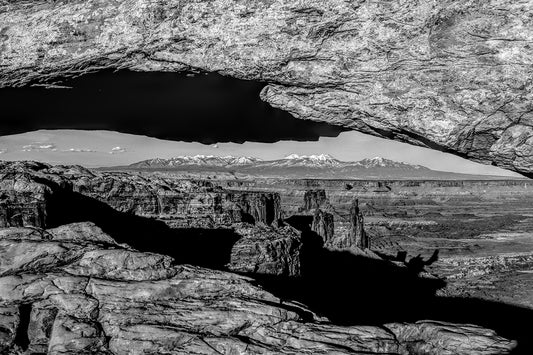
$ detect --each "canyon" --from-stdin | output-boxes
[0,160,531,354]
[214,176,533,310]
[1,0,533,353]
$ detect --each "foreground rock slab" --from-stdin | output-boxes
[1,0,533,175]
[0,222,516,354]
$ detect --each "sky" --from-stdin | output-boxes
[0,129,521,177]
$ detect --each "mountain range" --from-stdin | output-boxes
[108,154,518,180]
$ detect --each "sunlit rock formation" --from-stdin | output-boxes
[0,161,292,277]
[324,198,370,250]
[0,222,516,354]
[311,209,334,244]
[227,223,302,276]
[349,199,370,249]
[1,0,532,175]
[0,161,281,228]
[303,189,328,211]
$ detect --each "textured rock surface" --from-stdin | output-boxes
[328,199,370,249]
[0,222,516,354]
[0,161,300,277]
[1,0,533,175]
[228,223,302,276]
[349,199,370,249]
[436,252,533,308]
[311,208,335,244]
[303,189,328,211]
[0,161,281,228]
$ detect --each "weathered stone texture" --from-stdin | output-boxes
[303,189,328,211]
[228,222,302,276]
[0,161,281,228]
[349,199,370,249]
[0,222,517,354]
[1,0,533,175]
[311,208,334,244]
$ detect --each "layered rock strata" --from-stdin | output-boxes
[0,161,292,276]
[349,199,370,249]
[311,208,335,244]
[0,222,516,354]
[0,161,281,228]
[303,189,328,211]
[310,197,370,250]
[227,223,302,276]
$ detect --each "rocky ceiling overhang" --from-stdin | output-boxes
[1,0,532,176]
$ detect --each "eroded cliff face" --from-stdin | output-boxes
[0,161,300,277]
[0,161,281,229]
[1,0,532,175]
[0,162,524,353]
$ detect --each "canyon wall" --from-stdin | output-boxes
[0,163,525,353]
[0,161,299,277]
[0,161,282,229]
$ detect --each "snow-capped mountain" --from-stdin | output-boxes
[118,154,497,179]
[284,154,338,163]
[130,155,262,169]
[130,154,424,170]
[354,157,425,169]
[254,154,343,168]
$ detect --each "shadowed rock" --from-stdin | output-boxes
[0,161,528,354]
[0,223,517,354]
[0,161,294,275]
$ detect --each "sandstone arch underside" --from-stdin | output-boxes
[1,0,532,176]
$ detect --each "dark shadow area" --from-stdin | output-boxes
[45,186,241,269]
[35,179,533,353]
[376,249,440,274]
[250,216,533,354]
[285,215,314,231]
[0,70,346,143]
[258,216,446,325]
[406,249,439,274]
[13,304,31,351]
[239,213,256,224]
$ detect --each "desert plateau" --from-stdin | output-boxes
[0,157,531,354]
[1,0,533,353]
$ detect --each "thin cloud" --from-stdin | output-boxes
[22,143,57,152]
[0,148,7,154]
[65,148,97,153]
[109,146,126,154]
